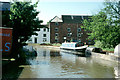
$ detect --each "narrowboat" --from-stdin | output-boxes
[60,42,88,52]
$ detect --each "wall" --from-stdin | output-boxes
[29,28,50,44]
[50,22,88,43]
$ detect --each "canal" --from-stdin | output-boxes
[19,46,117,78]
[2,46,118,79]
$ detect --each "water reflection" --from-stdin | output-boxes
[19,46,117,78]
[50,51,61,57]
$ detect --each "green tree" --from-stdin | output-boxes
[103,1,120,47]
[8,1,44,57]
[82,1,120,48]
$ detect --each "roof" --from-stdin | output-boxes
[0,2,10,11]
[62,15,92,23]
[50,16,63,22]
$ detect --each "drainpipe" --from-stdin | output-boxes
[77,23,78,42]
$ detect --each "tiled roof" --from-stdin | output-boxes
[62,15,92,23]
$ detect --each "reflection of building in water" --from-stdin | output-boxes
[34,48,51,62]
[50,51,61,57]
[60,51,76,64]
[43,50,46,57]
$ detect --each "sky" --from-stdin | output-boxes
[1,0,105,24]
[36,1,105,24]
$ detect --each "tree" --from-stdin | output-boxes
[101,0,120,48]
[82,0,120,48]
[8,1,44,57]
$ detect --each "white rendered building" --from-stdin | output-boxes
[27,28,50,44]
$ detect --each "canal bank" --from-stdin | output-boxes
[91,52,120,63]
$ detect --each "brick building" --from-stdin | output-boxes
[49,15,92,44]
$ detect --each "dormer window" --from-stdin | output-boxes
[71,16,74,19]
[82,16,84,20]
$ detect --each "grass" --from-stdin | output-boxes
[52,43,61,47]
[102,48,114,53]
[39,43,61,47]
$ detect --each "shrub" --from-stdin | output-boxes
[95,41,104,48]
[52,43,61,46]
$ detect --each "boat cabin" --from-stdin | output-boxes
[61,42,84,48]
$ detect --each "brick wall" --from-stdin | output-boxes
[50,22,88,43]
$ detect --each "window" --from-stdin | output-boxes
[55,22,59,26]
[78,28,81,32]
[78,33,81,37]
[67,33,71,37]
[43,28,46,32]
[67,28,71,32]
[55,33,58,36]
[55,28,58,32]
[34,37,37,43]
[67,33,72,37]
[43,38,47,42]
[55,39,59,43]
[43,34,46,37]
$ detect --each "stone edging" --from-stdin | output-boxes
[91,52,120,63]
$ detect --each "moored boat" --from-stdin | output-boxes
[60,42,88,52]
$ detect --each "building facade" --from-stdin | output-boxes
[27,27,50,44]
[49,15,91,43]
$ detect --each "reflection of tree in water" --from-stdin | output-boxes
[43,50,46,57]
[50,50,61,57]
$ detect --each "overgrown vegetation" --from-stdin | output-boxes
[82,0,120,49]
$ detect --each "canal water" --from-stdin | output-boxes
[17,46,118,78]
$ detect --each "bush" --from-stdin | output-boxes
[52,43,61,46]
[95,41,104,48]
